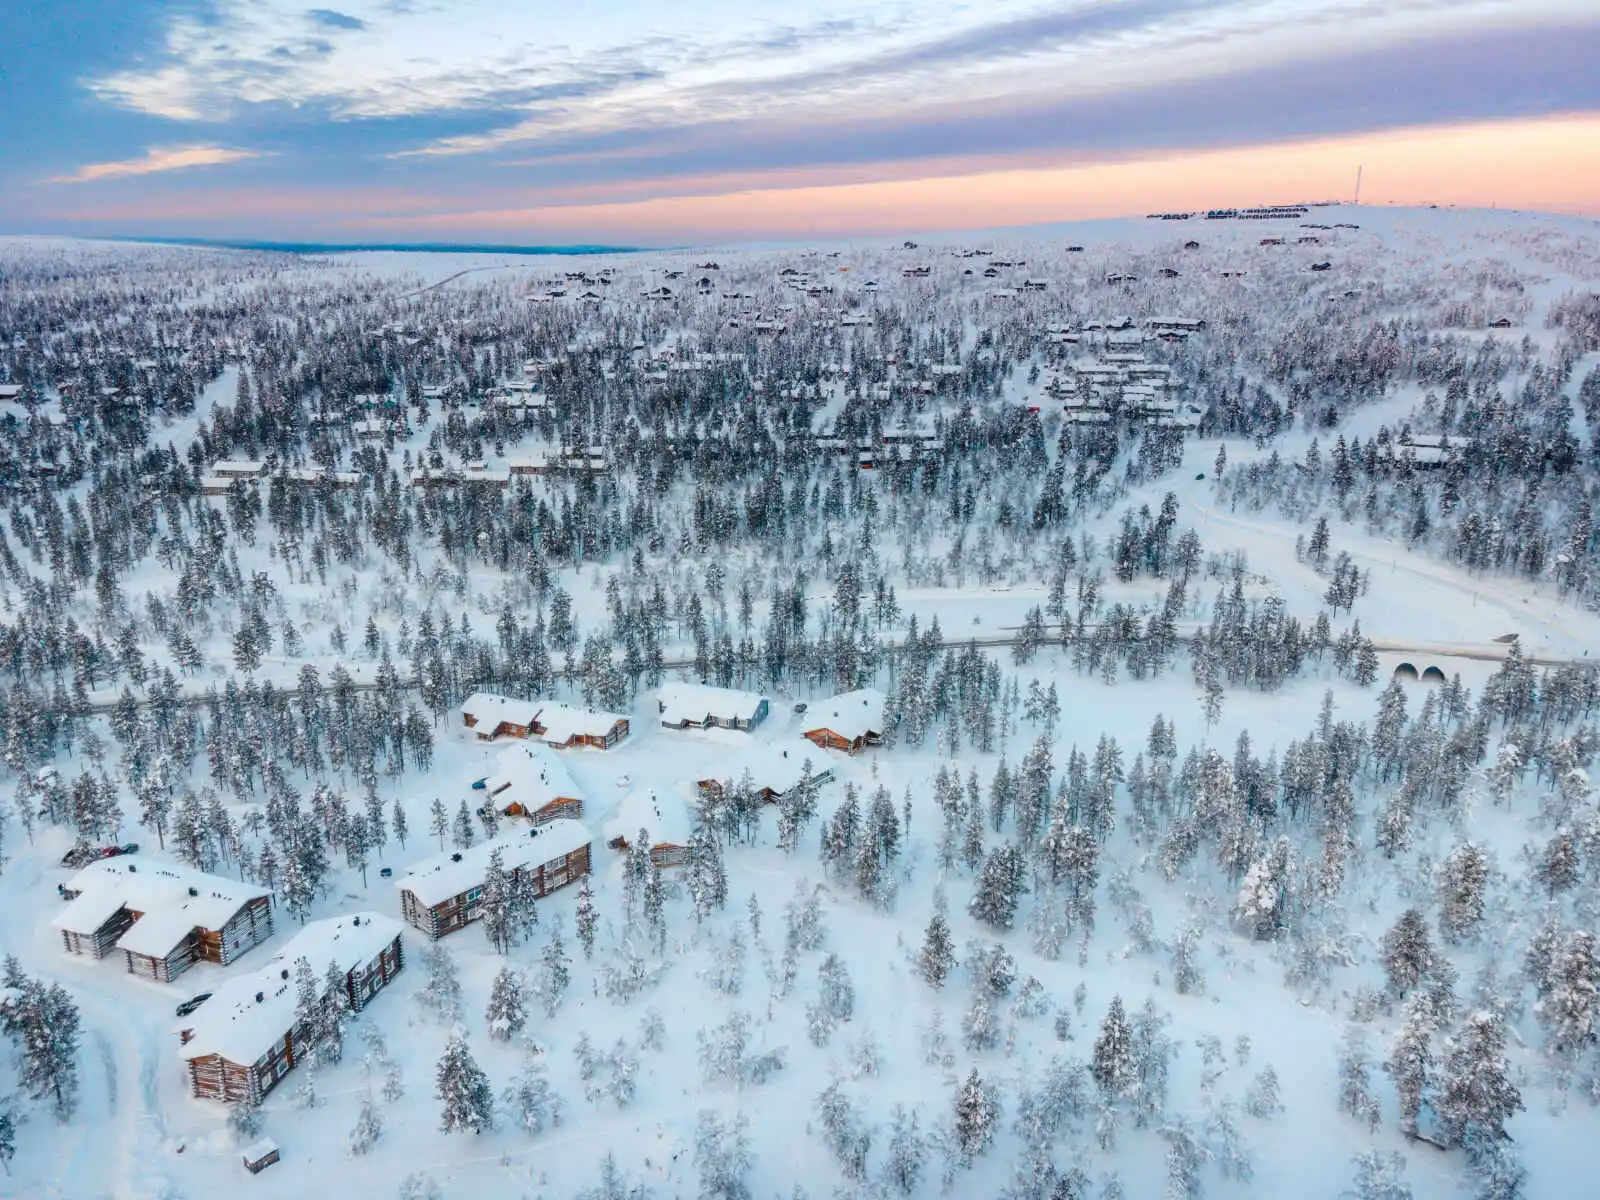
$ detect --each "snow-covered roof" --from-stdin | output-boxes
[604,790,696,849]
[698,744,829,795]
[461,692,542,730]
[179,912,403,1066]
[212,459,264,476]
[804,688,887,742]
[532,700,627,745]
[658,682,767,725]
[487,742,582,809]
[398,819,591,908]
[54,859,270,955]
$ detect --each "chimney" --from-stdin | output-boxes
[255,992,264,1003]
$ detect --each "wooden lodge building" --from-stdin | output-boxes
[461,692,630,749]
[604,790,694,868]
[802,688,887,754]
[695,744,834,805]
[398,820,592,940]
[483,741,585,824]
[54,859,273,983]
[657,682,769,731]
[178,913,405,1103]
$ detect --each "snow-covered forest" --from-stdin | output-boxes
[0,205,1598,1199]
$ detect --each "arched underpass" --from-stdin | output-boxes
[1393,662,1448,683]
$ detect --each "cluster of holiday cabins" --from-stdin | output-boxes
[47,683,885,1114]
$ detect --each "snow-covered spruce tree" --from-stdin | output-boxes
[1437,843,1491,946]
[480,847,514,954]
[504,1044,561,1135]
[808,952,855,1047]
[416,941,462,1024]
[918,891,956,988]
[435,1030,494,1134]
[0,1108,13,1175]
[879,1104,926,1196]
[575,873,598,960]
[1338,1026,1383,1133]
[348,1094,383,1156]
[1535,929,1599,1062]
[538,923,572,1018]
[1171,924,1205,995]
[695,1109,754,1200]
[1244,1065,1284,1120]
[1205,1100,1253,1183]
[815,1080,872,1182]
[0,965,82,1121]
[953,1068,1000,1163]
[486,965,526,1041]
[578,1152,649,1200]
[687,825,729,923]
[1233,836,1294,941]
[398,1171,443,1200]
[1160,1115,1210,1199]
[1090,995,1136,1102]
[1346,1150,1412,1200]
[1437,1009,1523,1150]
[1381,909,1437,1000]
[1385,995,1436,1138]
[970,842,1028,929]
[227,1093,263,1144]
[452,799,475,850]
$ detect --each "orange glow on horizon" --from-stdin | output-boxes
[44,113,1600,242]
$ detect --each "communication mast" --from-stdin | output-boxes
[1353,165,1363,206]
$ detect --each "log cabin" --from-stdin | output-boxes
[460,694,629,749]
[695,744,833,805]
[802,688,888,754]
[484,741,585,824]
[54,859,273,982]
[604,790,694,868]
[178,912,404,1103]
[657,682,769,731]
[398,820,592,940]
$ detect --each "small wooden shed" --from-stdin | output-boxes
[242,1138,280,1173]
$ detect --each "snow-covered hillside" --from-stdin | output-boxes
[0,205,1598,1199]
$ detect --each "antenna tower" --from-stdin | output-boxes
[1353,165,1363,206]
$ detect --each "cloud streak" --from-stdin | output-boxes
[46,145,266,184]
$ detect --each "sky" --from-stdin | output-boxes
[2,0,1599,245]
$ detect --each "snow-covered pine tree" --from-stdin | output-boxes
[348,1094,383,1156]
[1338,1026,1383,1132]
[1385,995,1436,1137]
[1091,995,1135,1102]
[970,842,1028,929]
[918,891,956,988]
[815,1080,872,1181]
[504,1044,561,1135]
[486,965,526,1040]
[480,847,514,954]
[435,1030,494,1134]
[1437,1009,1522,1149]
[575,873,598,960]
[694,1109,754,1200]
[1381,909,1437,999]
[954,1068,1000,1163]
[538,924,571,1018]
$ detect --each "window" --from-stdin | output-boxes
[465,887,483,904]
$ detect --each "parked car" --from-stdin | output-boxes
[792,702,808,714]
[379,867,393,879]
[121,843,140,855]
[61,844,97,869]
[175,993,213,1018]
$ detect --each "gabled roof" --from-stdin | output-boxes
[533,700,627,744]
[804,688,887,742]
[398,819,591,908]
[461,692,541,730]
[699,744,829,795]
[179,912,404,1065]
[658,682,767,725]
[487,742,583,809]
[604,790,695,849]
[54,859,270,954]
